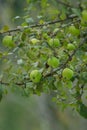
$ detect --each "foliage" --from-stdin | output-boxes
[0,0,87,118]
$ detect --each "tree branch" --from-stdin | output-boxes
[0,35,86,87]
[0,15,78,35]
[57,0,73,8]
[0,80,26,87]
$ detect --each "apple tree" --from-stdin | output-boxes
[0,0,87,118]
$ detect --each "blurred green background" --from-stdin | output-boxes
[0,0,87,130]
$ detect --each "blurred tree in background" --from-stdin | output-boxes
[0,0,87,130]
[0,0,25,27]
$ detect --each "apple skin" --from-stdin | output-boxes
[67,43,75,51]
[30,70,42,83]
[30,38,40,44]
[62,68,74,80]
[48,38,60,47]
[82,10,87,21]
[2,35,14,47]
[69,25,80,36]
[47,56,59,68]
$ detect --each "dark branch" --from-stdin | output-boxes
[0,15,78,35]
[0,80,26,87]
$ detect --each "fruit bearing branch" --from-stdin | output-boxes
[0,15,78,35]
[0,35,87,88]
[44,35,87,77]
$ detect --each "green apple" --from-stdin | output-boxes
[30,70,42,83]
[67,43,75,51]
[30,38,40,44]
[82,10,87,21]
[62,68,74,79]
[48,38,60,47]
[69,25,80,36]
[2,35,14,47]
[47,56,59,68]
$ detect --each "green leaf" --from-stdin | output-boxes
[0,51,3,58]
[2,25,9,32]
[71,8,81,17]
[21,32,27,41]
[77,101,87,118]
[0,85,3,102]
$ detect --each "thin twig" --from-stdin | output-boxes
[51,18,80,37]
[0,80,25,87]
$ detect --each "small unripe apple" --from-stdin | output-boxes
[62,68,74,79]
[30,70,42,83]
[2,35,14,47]
[47,56,59,68]
[69,25,80,36]
[30,38,40,44]
[82,10,87,21]
[67,43,75,51]
[48,38,60,47]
